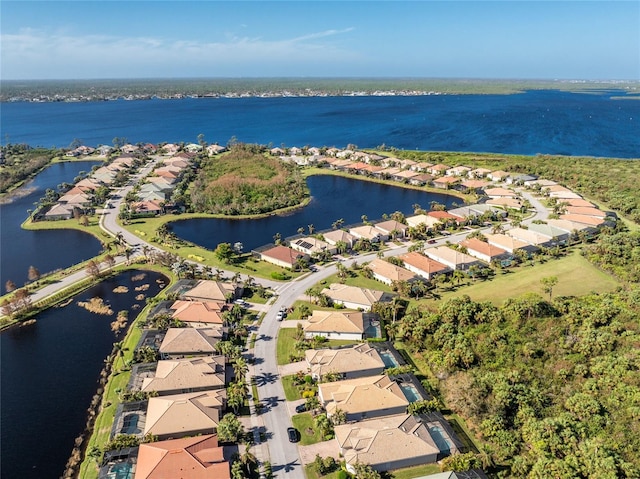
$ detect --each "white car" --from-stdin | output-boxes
[276,311,284,321]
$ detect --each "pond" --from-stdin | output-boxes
[0,161,103,288]
[169,174,460,251]
[0,269,168,479]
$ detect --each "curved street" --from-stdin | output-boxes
[6,161,551,477]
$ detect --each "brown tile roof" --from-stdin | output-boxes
[144,391,225,438]
[159,328,221,356]
[427,210,459,221]
[398,252,449,275]
[320,283,390,309]
[141,356,226,394]
[564,206,607,218]
[559,214,607,226]
[319,375,409,417]
[460,237,508,259]
[563,198,595,208]
[170,300,226,324]
[182,281,236,302]
[305,310,365,335]
[368,258,418,283]
[260,245,307,266]
[334,414,440,469]
[305,343,385,378]
[135,435,229,479]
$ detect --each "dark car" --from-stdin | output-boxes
[295,403,307,413]
[287,427,298,443]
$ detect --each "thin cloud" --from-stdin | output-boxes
[1,27,360,78]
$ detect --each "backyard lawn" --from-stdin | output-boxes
[425,249,620,306]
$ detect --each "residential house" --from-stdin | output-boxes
[185,143,203,153]
[134,435,230,479]
[140,356,226,395]
[409,173,434,186]
[483,187,518,199]
[468,167,492,179]
[428,164,450,175]
[524,178,557,188]
[368,258,420,285]
[130,200,163,216]
[161,143,180,155]
[304,310,365,341]
[559,213,608,227]
[563,198,595,208]
[505,173,537,185]
[323,229,356,250]
[169,300,226,327]
[484,233,539,255]
[305,343,385,380]
[486,197,523,210]
[526,223,571,245]
[546,218,598,236]
[488,170,511,182]
[207,144,227,155]
[423,246,483,271]
[290,237,336,256]
[335,414,441,473]
[144,390,226,440]
[446,165,471,177]
[398,252,450,280]
[432,176,460,189]
[318,375,410,421]
[427,210,460,225]
[182,280,240,303]
[258,245,309,269]
[349,225,388,243]
[392,170,420,182]
[459,238,511,263]
[406,214,442,229]
[507,227,556,248]
[549,190,583,200]
[374,220,408,239]
[58,191,92,206]
[320,283,395,311]
[564,206,608,218]
[460,179,491,193]
[43,203,77,220]
[158,328,221,359]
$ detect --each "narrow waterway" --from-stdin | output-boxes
[0,270,168,479]
[0,161,103,288]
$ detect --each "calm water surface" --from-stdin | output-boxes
[170,175,460,251]
[2,90,638,158]
[0,161,103,286]
[0,270,167,479]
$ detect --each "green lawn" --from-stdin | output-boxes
[276,328,305,365]
[424,249,620,306]
[304,464,343,479]
[387,463,442,479]
[292,413,324,445]
[282,374,303,401]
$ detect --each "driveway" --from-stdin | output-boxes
[298,440,341,464]
[278,361,307,377]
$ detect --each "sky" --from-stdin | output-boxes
[1,1,638,81]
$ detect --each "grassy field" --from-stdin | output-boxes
[122,214,304,281]
[387,463,442,479]
[291,412,324,445]
[276,328,359,365]
[22,214,110,244]
[426,249,620,306]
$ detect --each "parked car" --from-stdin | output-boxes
[295,403,307,413]
[233,299,247,307]
[287,427,298,442]
[276,311,284,321]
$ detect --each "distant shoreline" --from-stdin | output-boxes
[2,77,638,103]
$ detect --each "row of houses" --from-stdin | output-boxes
[300,341,468,474]
[100,279,246,479]
[42,155,136,220]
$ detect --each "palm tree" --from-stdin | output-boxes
[308,224,315,235]
[240,445,257,476]
[233,357,249,380]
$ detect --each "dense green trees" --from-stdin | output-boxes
[393,290,640,478]
[189,143,308,215]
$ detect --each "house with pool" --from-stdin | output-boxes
[334,412,464,473]
[305,343,386,380]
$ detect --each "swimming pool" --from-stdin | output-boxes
[400,384,422,402]
[429,425,453,454]
[379,351,399,368]
[107,462,133,479]
[120,413,140,434]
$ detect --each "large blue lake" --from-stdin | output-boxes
[2,90,639,158]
